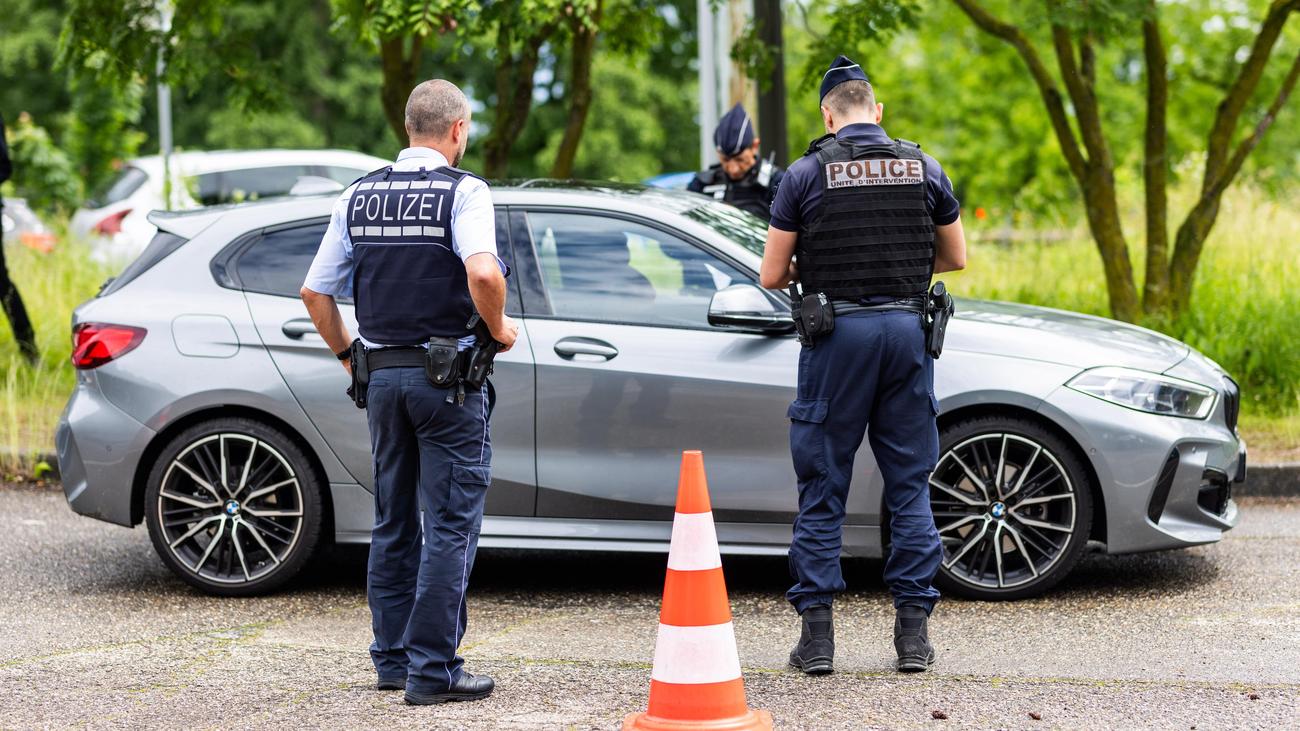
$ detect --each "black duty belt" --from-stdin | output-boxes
[366,346,426,371]
[832,295,926,316]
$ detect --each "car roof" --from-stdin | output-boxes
[150,182,715,240]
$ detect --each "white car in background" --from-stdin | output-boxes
[70,149,390,261]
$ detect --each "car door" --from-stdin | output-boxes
[234,213,537,516]
[513,208,880,528]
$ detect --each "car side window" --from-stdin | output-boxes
[525,211,750,328]
[236,222,329,298]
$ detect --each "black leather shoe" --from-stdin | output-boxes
[404,672,495,705]
[894,606,937,673]
[789,604,834,675]
[376,676,406,691]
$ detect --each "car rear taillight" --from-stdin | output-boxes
[93,209,132,235]
[72,323,146,369]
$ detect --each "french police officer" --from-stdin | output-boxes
[300,79,518,704]
[759,56,967,675]
[688,102,786,221]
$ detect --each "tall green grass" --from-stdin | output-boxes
[0,232,114,471]
[948,185,1300,419]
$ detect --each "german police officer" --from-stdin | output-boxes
[759,56,967,675]
[300,79,518,704]
[688,102,785,221]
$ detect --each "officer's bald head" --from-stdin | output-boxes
[405,80,470,141]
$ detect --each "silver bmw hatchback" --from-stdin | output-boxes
[56,183,1245,600]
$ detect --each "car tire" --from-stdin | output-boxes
[144,417,324,596]
[929,415,1094,601]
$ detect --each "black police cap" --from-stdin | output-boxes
[713,103,755,157]
[820,54,869,101]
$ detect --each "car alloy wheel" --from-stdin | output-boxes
[145,417,323,596]
[929,416,1093,600]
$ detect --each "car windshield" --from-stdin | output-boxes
[681,201,768,257]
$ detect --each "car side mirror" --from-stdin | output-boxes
[707,284,795,334]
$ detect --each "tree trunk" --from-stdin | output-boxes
[0,227,38,363]
[550,10,600,179]
[379,36,424,148]
[1141,11,1170,317]
[1080,170,1141,322]
[482,25,551,178]
[1168,46,1300,315]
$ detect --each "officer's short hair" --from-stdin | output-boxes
[822,80,876,117]
[405,80,470,139]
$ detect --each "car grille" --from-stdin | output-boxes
[1222,376,1240,433]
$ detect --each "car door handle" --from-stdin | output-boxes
[281,319,319,339]
[554,337,618,361]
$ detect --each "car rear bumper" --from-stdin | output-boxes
[56,374,154,527]
[1040,387,1242,555]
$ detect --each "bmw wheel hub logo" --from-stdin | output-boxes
[224,499,241,516]
[990,502,1007,519]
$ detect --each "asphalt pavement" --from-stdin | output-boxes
[1,487,1297,730]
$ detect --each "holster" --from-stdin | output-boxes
[424,337,461,388]
[924,281,956,359]
[462,316,501,390]
[788,284,834,347]
[346,339,369,409]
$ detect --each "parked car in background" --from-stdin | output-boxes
[1,197,55,251]
[70,149,390,261]
[57,183,1244,601]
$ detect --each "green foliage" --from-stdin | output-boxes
[3,114,82,214]
[530,55,698,180]
[331,0,475,42]
[64,74,147,195]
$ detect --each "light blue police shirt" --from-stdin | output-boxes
[302,147,503,349]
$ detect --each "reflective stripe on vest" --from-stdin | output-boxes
[347,167,475,345]
[799,138,935,299]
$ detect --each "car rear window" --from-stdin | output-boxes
[192,165,316,205]
[86,166,148,209]
[99,231,188,297]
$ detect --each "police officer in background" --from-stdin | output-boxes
[759,56,967,675]
[688,102,785,221]
[300,79,518,705]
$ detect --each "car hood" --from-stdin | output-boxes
[947,299,1189,373]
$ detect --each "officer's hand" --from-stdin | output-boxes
[342,359,352,376]
[492,315,519,353]
[788,259,800,283]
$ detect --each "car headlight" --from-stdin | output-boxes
[1067,366,1216,419]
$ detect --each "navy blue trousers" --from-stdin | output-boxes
[787,311,942,614]
[365,367,492,694]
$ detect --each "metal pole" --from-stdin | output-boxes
[698,0,718,168]
[156,1,174,210]
[754,0,787,166]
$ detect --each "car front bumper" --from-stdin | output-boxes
[1038,386,1242,555]
[56,373,155,527]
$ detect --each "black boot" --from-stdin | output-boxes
[894,606,936,673]
[404,672,495,705]
[789,604,834,675]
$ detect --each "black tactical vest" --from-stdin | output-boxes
[694,160,776,220]
[347,166,476,345]
[798,136,935,298]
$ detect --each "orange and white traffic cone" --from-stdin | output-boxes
[624,451,773,731]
